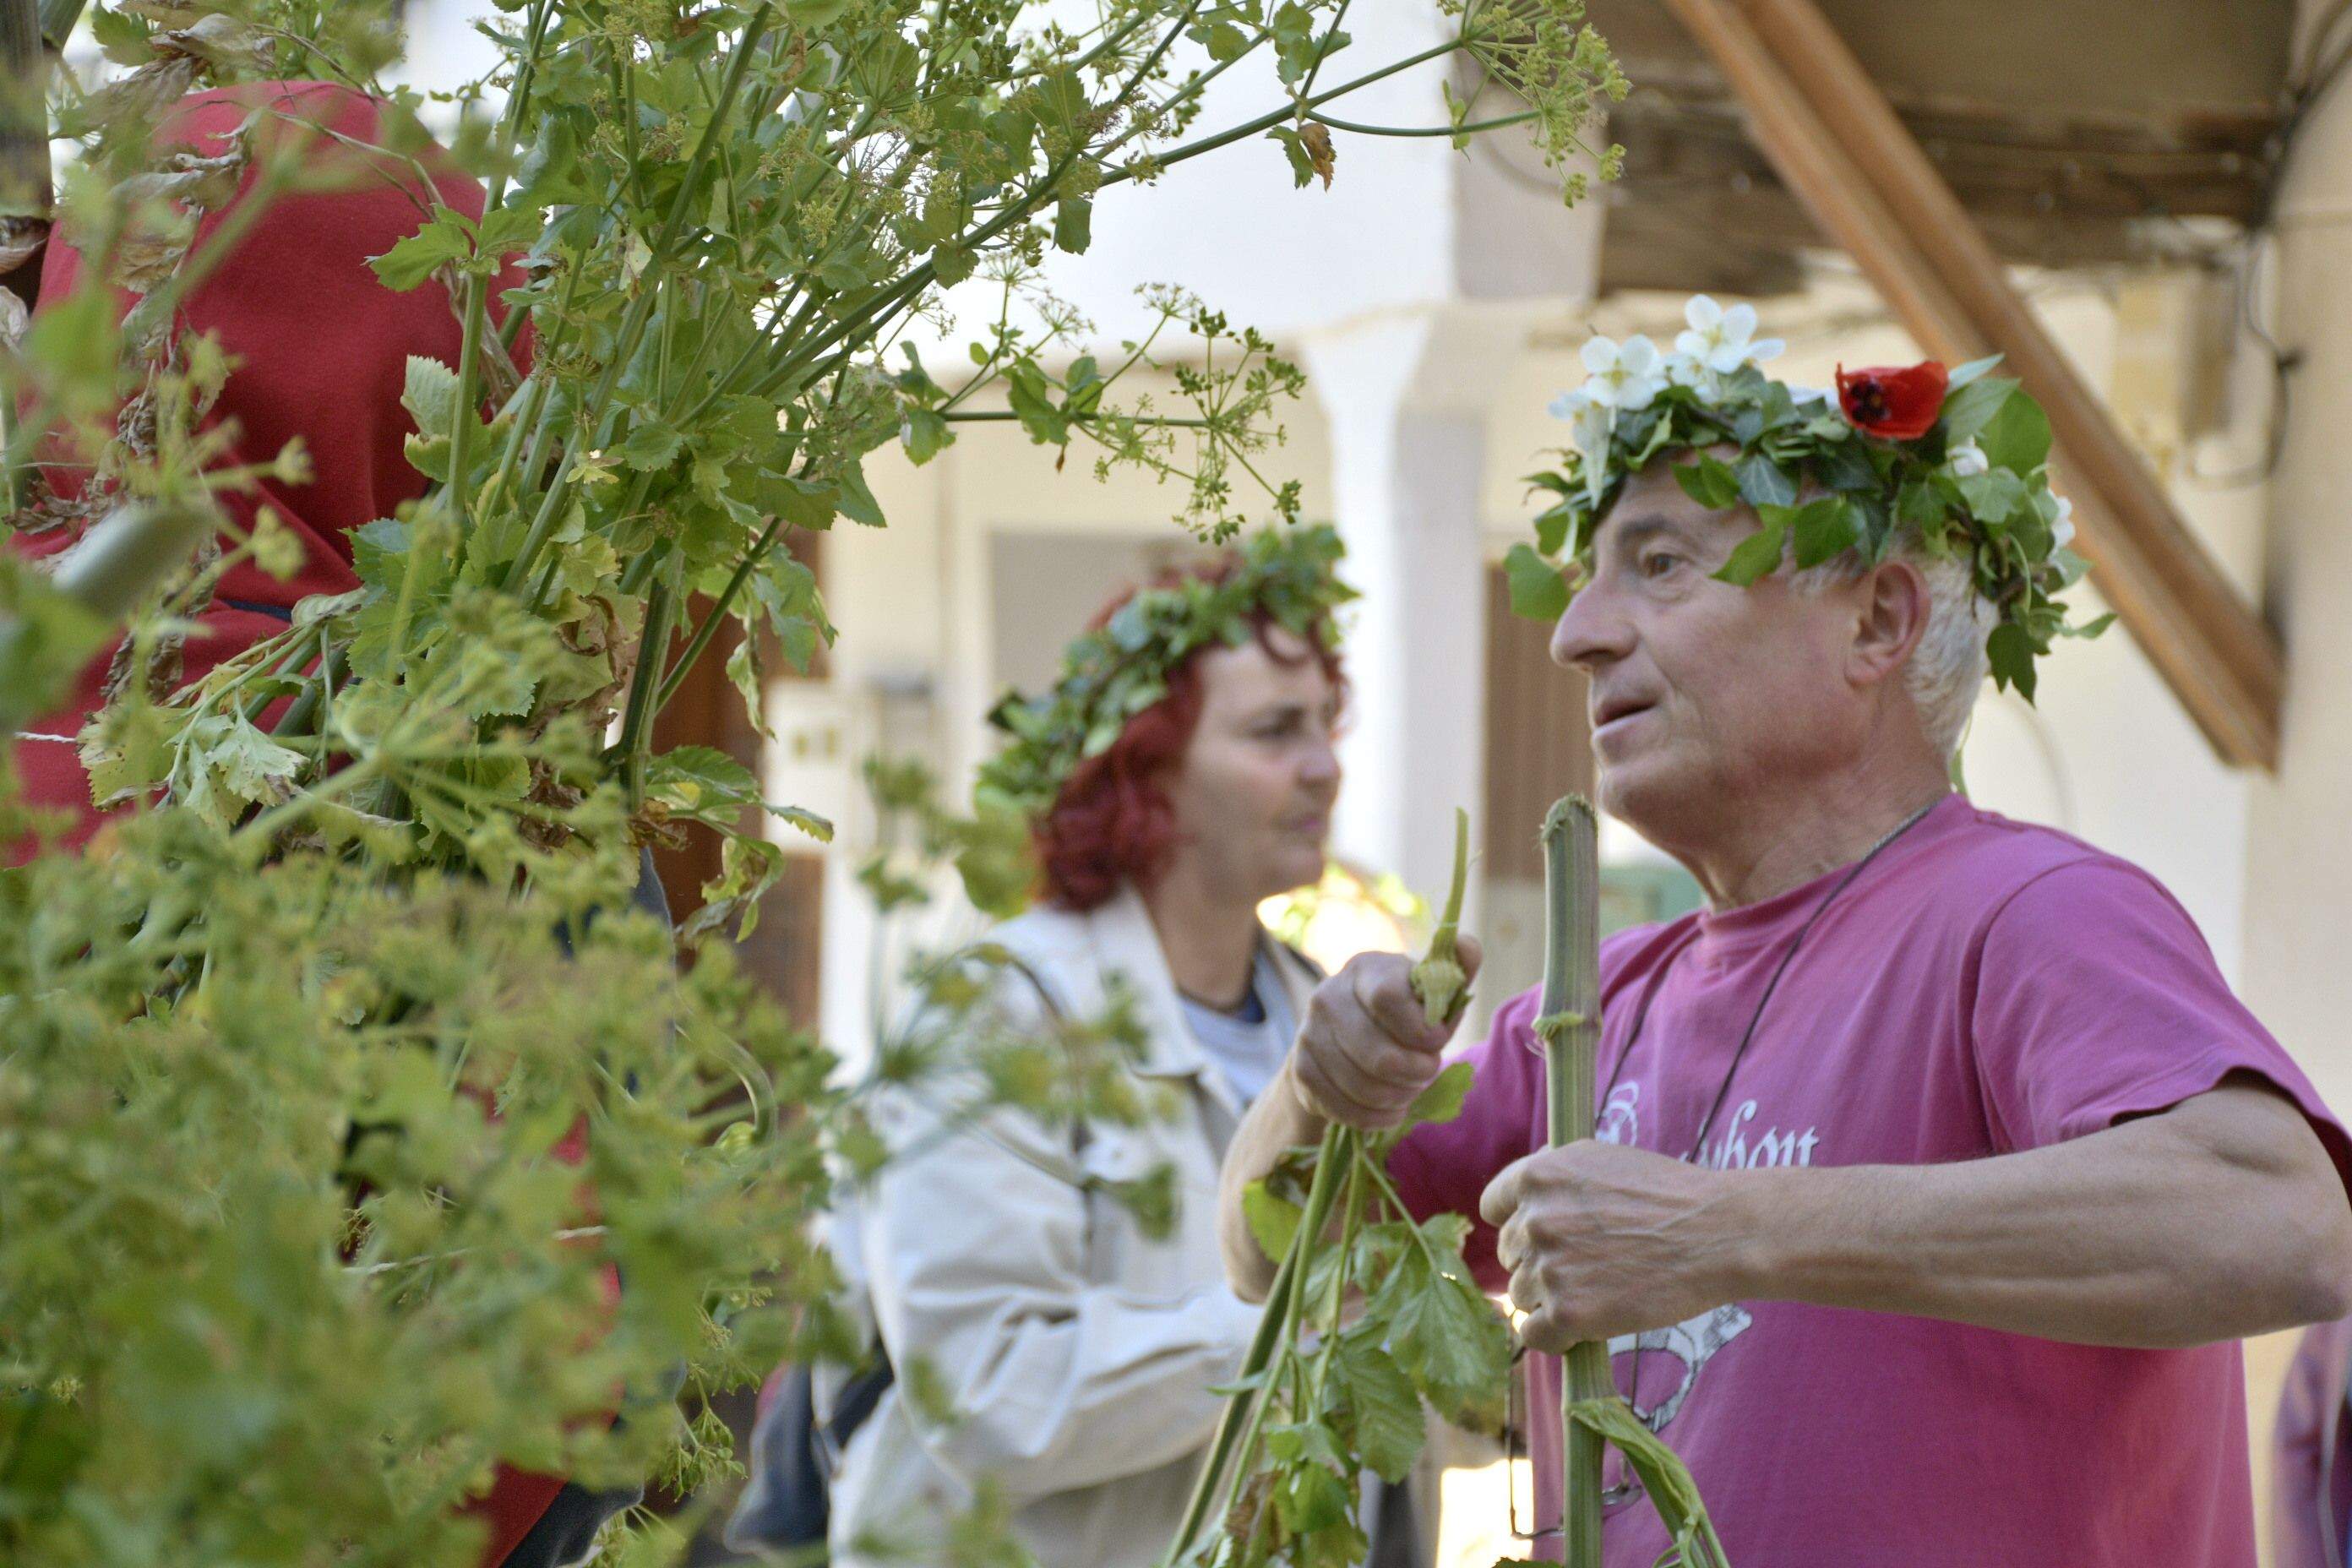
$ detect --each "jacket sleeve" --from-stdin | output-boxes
[857,1075,1260,1505]
[2274,1320,2345,1568]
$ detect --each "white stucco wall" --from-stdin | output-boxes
[2244,9,2352,1119]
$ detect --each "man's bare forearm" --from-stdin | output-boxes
[1725,1081,2352,1348]
[1217,1058,1326,1302]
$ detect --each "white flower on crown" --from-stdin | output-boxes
[1663,350,1707,390]
[1675,295,1784,375]
[1789,384,1835,406]
[1580,333,1667,411]
[1572,399,1616,509]
[1545,385,1621,509]
[1949,440,1990,478]
[2051,494,2076,551]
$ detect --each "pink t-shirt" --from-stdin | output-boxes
[1390,795,2352,1566]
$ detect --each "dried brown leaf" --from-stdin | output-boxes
[155,13,276,75]
[1298,122,1336,189]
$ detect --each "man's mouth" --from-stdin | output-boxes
[1591,694,1655,734]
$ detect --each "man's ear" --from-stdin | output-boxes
[1849,558,1931,691]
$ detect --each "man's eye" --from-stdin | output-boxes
[1640,551,1681,578]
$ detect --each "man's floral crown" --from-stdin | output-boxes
[978,524,1356,818]
[1505,296,2108,699]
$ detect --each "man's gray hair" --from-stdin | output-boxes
[1795,546,1991,759]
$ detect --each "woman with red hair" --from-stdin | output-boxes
[819,531,1386,1568]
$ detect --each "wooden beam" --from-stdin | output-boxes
[1654,0,2284,769]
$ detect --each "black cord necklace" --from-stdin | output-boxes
[1598,793,1947,1165]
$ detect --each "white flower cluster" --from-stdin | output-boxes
[1546,296,1788,504]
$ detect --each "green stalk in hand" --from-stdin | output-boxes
[1533,796,1730,1568]
[1169,812,1485,1566]
[1410,808,1473,1029]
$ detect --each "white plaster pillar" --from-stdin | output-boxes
[1304,308,1535,915]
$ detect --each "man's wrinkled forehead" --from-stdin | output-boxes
[1592,469,1749,553]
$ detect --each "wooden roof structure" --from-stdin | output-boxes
[1588,0,2296,297]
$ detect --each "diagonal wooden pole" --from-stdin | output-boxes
[1658,0,2285,770]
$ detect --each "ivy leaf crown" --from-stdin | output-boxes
[979,524,1357,819]
[1508,295,2110,700]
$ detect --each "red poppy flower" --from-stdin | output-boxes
[1835,361,1949,441]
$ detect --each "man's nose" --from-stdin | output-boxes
[1550,576,1629,672]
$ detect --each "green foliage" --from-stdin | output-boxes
[0,808,837,1565]
[0,0,1625,1558]
[1171,824,1513,1568]
[1517,308,2105,698]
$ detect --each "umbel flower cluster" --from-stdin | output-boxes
[1510,297,2106,699]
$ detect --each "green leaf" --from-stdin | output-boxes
[1976,387,2052,474]
[1331,1335,1425,1484]
[1986,621,2039,700]
[787,0,852,28]
[1947,353,2006,389]
[1403,1061,1473,1129]
[1956,469,2029,526]
[833,457,885,527]
[369,207,474,291]
[901,407,951,465]
[1711,519,1786,586]
[1382,1246,1511,1429]
[1567,1398,1730,1568]
[1053,191,1092,254]
[1503,542,1569,622]
[1940,374,2019,445]
[1673,454,1740,509]
[1273,1459,1354,1536]
[1266,125,1316,189]
[473,204,542,259]
[401,356,460,443]
[613,422,685,471]
[1780,496,1859,569]
[1531,501,1576,558]
[1243,1180,1303,1263]
[1733,451,1796,509]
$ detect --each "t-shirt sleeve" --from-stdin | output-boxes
[1969,858,2352,1196]
[1386,987,1545,1294]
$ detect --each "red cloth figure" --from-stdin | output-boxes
[11,79,514,855]
[9,81,589,1566]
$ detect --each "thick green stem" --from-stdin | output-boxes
[614,574,678,809]
[1536,794,1606,1567]
[498,3,776,594]
[654,513,785,715]
[1167,1122,1350,1564]
[444,0,553,547]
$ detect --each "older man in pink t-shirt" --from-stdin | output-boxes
[1216,355,2352,1564]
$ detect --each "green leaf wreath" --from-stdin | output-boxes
[1508,297,2111,700]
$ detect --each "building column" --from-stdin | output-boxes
[1304,308,1531,915]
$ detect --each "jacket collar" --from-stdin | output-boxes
[1081,884,1320,1110]
[1084,884,1210,1086]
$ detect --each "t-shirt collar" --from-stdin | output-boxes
[1688,792,1966,966]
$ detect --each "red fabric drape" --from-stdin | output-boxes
[11,79,521,856]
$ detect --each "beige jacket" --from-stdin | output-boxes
[830,886,1317,1568]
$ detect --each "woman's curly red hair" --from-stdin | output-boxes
[1036,559,1346,912]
